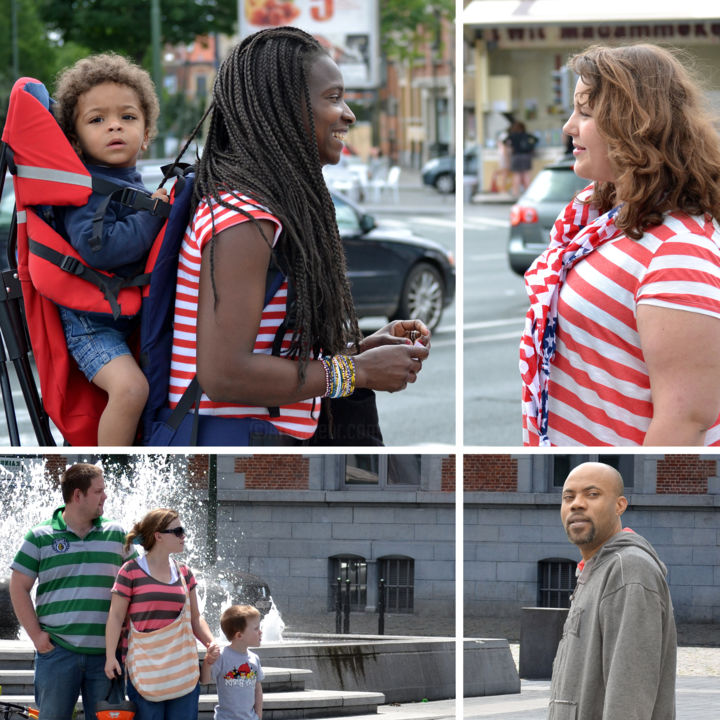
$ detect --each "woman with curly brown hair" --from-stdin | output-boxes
[520,43,720,446]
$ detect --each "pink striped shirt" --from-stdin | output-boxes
[169,191,319,439]
[526,211,720,445]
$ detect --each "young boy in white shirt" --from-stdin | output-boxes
[201,605,263,720]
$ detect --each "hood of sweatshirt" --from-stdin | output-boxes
[583,529,667,578]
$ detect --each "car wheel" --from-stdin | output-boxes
[393,262,445,331]
[434,173,455,194]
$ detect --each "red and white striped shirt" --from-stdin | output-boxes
[169,191,319,439]
[526,211,720,445]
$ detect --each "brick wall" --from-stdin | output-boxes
[441,456,455,491]
[43,456,68,484]
[656,455,714,494]
[463,455,517,491]
[234,455,310,489]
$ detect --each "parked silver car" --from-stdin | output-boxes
[507,158,590,275]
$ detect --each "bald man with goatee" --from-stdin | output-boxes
[548,462,677,720]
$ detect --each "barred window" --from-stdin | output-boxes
[329,556,367,611]
[538,558,577,608]
[379,557,414,613]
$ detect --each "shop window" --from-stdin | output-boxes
[379,556,414,613]
[538,558,577,608]
[552,455,634,489]
[345,455,421,487]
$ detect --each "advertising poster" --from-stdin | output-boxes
[238,0,380,88]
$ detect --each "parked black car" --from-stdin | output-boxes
[421,147,478,194]
[333,192,455,331]
[1,165,455,331]
[507,158,590,275]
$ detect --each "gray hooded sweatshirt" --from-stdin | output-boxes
[548,531,677,720]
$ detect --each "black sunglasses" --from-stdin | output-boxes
[158,527,186,538]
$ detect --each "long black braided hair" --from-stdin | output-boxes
[193,26,361,382]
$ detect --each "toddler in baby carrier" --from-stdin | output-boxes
[0,76,288,446]
[0,75,188,445]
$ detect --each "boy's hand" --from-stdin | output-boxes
[151,188,169,203]
[205,642,220,664]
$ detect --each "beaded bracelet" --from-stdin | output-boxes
[320,354,356,398]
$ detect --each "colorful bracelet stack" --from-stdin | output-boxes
[320,354,356,398]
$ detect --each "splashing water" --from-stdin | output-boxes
[0,455,275,639]
[260,597,286,642]
[0,455,209,581]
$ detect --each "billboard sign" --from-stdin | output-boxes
[238,0,380,89]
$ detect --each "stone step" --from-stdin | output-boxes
[1,690,385,720]
[0,665,313,695]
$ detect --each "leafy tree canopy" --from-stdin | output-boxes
[380,0,454,62]
[38,0,236,64]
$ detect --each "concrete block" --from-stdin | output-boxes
[351,506,396,524]
[654,511,696,528]
[497,562,536,582]
[499,525,544,543]
[692,547,720,566]
[463,562,497,582]
[310,506,353,524]
[465,523,500,542]
[291,522,332,540]
[519,607,569,679]
[475,543,519,562]
[463,639,521,696]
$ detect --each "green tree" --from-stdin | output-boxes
[38,0,236,64]
[0,0,90,124]
[380,0,454,62]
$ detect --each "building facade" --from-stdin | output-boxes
[463,2,720,188]
[464,454,720,624]
[214,454,456,623]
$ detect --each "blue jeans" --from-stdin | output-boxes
[127,677,200,720]
[34,643,120,720]
[58,305,135,381]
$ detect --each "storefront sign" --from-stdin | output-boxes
[483,22,720,47]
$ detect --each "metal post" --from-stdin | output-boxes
[150,0,163,157]
[11,0,19,80]
[335,577,342,634]
[342,578,351,634]
[377,578,385,635]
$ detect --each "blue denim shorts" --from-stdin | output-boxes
[58,306,136,381]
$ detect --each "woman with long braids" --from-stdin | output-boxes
[520,43,720,446]
[168,26,430,445]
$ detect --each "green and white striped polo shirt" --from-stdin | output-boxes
[11,506,136,654]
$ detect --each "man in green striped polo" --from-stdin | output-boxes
[9,462,136,720]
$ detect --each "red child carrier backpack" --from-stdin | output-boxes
[0,77,172,445]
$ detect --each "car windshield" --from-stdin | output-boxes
[523,166,585,203]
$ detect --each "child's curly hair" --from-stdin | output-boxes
[53,52,159,142]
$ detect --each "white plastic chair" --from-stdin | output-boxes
[371,165,401,203]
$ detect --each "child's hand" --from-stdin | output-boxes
[151,188,169,203]
[205,642,220,664]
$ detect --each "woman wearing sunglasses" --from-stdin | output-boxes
[104,509,218,719]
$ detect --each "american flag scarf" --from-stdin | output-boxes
[520,185,623,445]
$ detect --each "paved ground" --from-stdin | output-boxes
[288,613,719,718]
